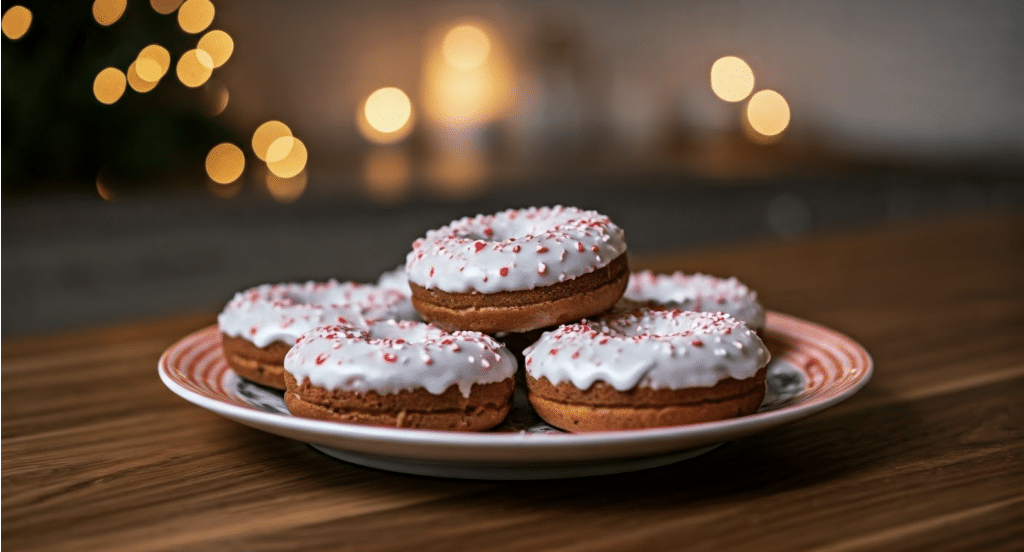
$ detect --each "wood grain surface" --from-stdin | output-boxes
[3,214,1023,552]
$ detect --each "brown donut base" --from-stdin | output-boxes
[284,373,515,431]
[221,334,291,390]
[526,368,767,433]
[410,254,630,334]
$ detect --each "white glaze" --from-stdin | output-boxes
[618,271,766,330]
[405,206,627,293]
[284,320,517,397]
[218,279,416,348]
[524,310,770,391]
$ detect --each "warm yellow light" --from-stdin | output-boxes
[93,67,126,104]
[266,137,308,178]
[177,0,214,34]
[2,5,32,40]
[92,0,126,27]
[364,148,411,204]
[176,49,214,87]
[266,170,308,204]
[443,24,491,70]
[197,29,233,68]
[746,89,790,137]
[358,87,413,145]
[710,56,755,103]
[423,21,512,129]
[150,0,184,15]
[127,62,158,93]
[252,121,292,161]
[426,151,487,200]
[137,45,171,80]
[205,143,246,184]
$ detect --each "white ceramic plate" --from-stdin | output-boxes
[159,311,872,479]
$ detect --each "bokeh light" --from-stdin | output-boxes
[364,148,411,204]
[710,56,755,103]
[92,0,126,27]
[443,24,491,70]
[266,170,307,203]
[358,87,414,144]
[252,121,292,161]
[177,0,214,34]
[150,0,184,15]
[423,21,512,129]
[2,5,32,40]
[203,82,229,116]
[197,30,233,68]
[95,175,116,201]
[137,45,171,81]
[746,89,791,137]
[426,151,487,200]
[176,49,214,87]
[205,143,245,184]
[127,62,158,93]
[206,178,241,199]
[93,67,126,104]
[266,137,308,178]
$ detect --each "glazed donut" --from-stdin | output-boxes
[406,206,630,333]
[218,271,416,390]
[524,309,770,432]
[283,321,517,431]
[618,270,766,331]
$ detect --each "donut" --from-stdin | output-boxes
[406,206,630,334]
[524,309,770,432]
[218,271,416,390]
[618,270,766,331]
[283,321,517,431]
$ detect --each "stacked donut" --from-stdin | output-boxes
[218,205,770,432]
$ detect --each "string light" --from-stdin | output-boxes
[137,45,171,82]
[2,5,32,40]
[177,0,214,34]
[266,137,307,178]
[710,56,755,103]
[176,48,214,87]
[746,90,790,137]
[197,30,233,68]
[92,0,127,27]
[205,143,245,184]
[443,24,491,70]
[93,67,127,104]
[127,62,158,92]
[252,121,292,161]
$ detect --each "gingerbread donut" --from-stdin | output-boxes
[618,270,766,331]
[218,272,416,390]
[406,206,629,334]
[524,309,770,433]
[283,321,517,431]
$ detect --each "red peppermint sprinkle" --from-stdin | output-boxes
[592,245,599,253]
[549,348,558,355]
[383,352,397,363]
[513,245,521,253]
[484,227,494,237]
[249,326,258,336]
[577,242,585,252]
[500,267,509,277]
[536,246,548,253]
[429,267,435,277]
[572,351,580,359]
[474,241,486,252]
[315,353,328,365]
[538,262,548,275]
[692,340,704,347]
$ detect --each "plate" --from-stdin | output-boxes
[158,311,872,479]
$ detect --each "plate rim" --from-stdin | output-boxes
[158,311,873,452]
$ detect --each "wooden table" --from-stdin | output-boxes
[4,214,1023,551]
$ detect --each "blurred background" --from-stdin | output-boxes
[3,0,1023,336]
